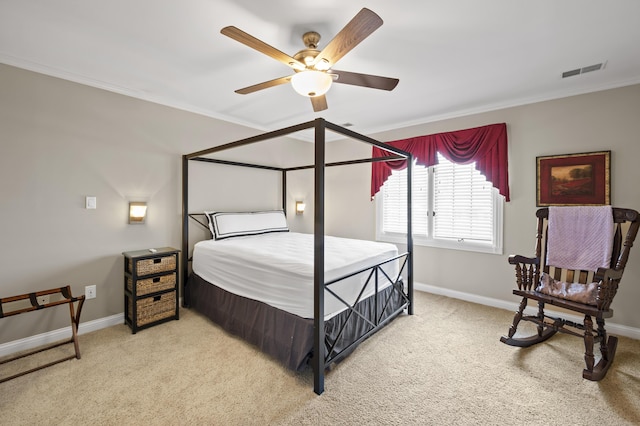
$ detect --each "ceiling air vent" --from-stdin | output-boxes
[562,68,581,78]
[581,63,602,73]
[562,62,605,78]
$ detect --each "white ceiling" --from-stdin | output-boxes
[2,0,640,139]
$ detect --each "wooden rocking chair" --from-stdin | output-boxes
[500,207,639,380]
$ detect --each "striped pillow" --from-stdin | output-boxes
[204,211,289,240]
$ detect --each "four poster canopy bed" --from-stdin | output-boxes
[181,118,414,395]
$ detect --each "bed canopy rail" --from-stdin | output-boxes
[182,118,413,394]
[188,154,405,220]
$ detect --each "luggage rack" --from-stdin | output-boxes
[0,285,85,383]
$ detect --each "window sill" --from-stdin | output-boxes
[377,233,503,255]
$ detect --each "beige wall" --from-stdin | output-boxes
[0,64,298,343]
[325,84,640,330]
[2,62,639,345]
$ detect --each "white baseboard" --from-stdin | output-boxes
[2,290,638,359]
[414,282,640,341]
[0,313,124,358]
[0,297,184,358]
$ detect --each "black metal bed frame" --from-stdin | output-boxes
[323,252,411,366]
[182,118,413,394]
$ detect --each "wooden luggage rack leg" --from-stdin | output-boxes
[0,285,86,383]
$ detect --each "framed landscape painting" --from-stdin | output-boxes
[536,150,610,206]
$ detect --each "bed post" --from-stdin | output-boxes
[406,155,414,315]
[181,155,189,307]
[313,118,326,395]
[282,170,287,215]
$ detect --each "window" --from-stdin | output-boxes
[376,154,503,254]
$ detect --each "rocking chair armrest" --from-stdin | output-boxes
[595,267,624,282]
[508,255,540,291]
[594,267,624,310]
[508,255,540,266]
[593,268,624,287]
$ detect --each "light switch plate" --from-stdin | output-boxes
[86,196,97,209]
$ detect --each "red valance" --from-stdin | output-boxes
[371,123,510,201]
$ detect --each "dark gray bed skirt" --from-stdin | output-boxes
[186,273,407,372]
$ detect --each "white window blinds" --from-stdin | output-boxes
[381,165,428,237]
[378,153,502,253]
[433,155,494,242]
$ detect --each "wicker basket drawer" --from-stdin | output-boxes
[128,292,176,327]
[127,273,176,296]
[128,254,176,276]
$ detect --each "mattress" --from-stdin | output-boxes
[192,232,399,319]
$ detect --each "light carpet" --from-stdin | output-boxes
[1,291,639,425]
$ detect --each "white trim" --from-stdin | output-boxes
[364,77,640,137]
[0,313,123,358]
[0,54,268,136]
[2,289,637,359]
[3,53,640,144]
[414,282,640,341]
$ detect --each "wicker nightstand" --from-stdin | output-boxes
[122,247,180,333]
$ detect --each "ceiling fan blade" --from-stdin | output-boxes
[235,75,292,95]
[221,26,305,70]
[310,95,328,112]
[329,70,399,91]
[311,8,383,69]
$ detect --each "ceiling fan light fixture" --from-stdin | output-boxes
[291,70,332,97]
[289,61,305,71]
[315,58,331,71]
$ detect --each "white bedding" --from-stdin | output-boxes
[192,232,400,319]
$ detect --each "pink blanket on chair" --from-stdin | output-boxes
[546,206,614,271]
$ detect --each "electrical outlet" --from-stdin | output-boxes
[37,295,50,305]
[85,285,96,299]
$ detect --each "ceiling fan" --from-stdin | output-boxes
[220,8,399,112]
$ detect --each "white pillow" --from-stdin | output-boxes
[204,211,289,240]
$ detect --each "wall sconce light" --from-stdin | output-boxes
[129,202,147,224]
[295,201,306,215]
